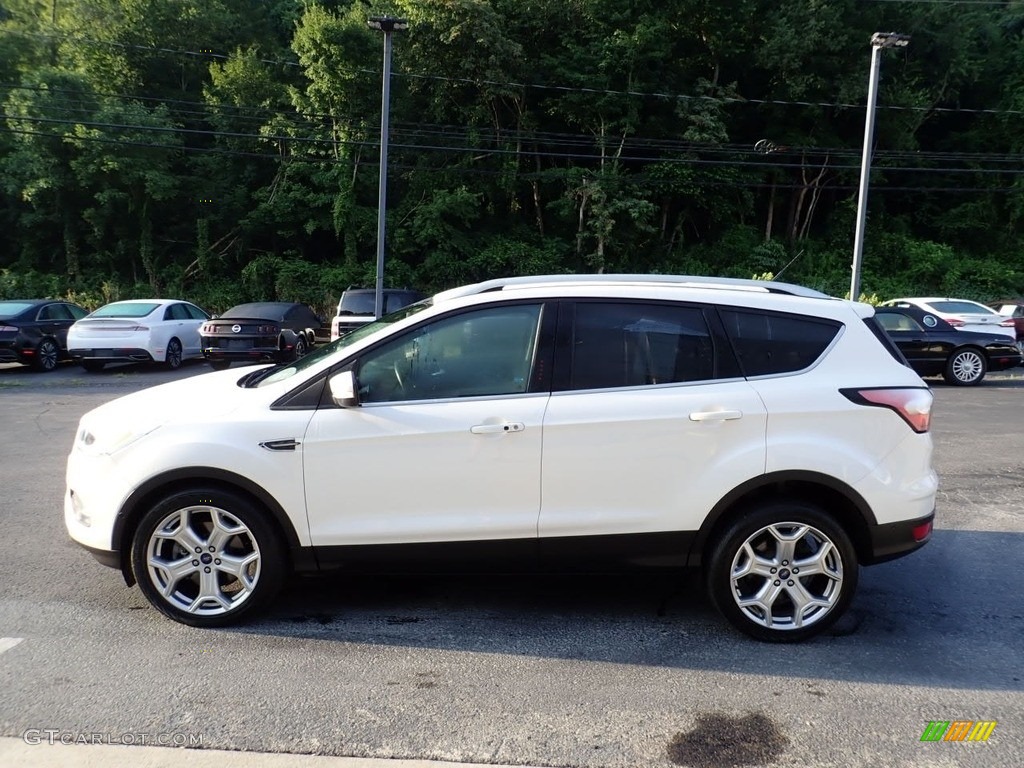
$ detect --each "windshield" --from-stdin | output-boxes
[90,302,160,319]
[251,300,432,388]
[337,292,377,315]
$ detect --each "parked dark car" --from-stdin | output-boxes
[0,299,88,371]
[201,302,323,369]
[875,306,1022,385]
[988,300,1024,354]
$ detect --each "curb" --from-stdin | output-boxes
[0,739,551,768]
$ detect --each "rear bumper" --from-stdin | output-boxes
[71,348,153,363]
[864,510,934,564]
[203,347,285,363]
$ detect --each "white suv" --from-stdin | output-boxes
[65,275,937,641]
[329,288,424,341]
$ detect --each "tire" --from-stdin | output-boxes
[943,347,986,386]
[292,337,307,360]
[33,338,60,372]
[164,338,183,370]
[208,359,231,371]
[130,488,286,627]
[706,501,858,642]
[81,360,105,373]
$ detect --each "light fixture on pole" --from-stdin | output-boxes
[367,16,408,319]
[850,32,909,301]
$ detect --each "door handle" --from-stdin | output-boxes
[689,409,743,422]
[470,422,525,434]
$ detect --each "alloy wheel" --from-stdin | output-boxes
[728,521,845,632]
[145,505,262,617]
[35,339,59,371]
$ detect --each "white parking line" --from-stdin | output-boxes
[0,637,24,655]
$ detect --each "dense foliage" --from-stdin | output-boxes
[2,0,1023,313]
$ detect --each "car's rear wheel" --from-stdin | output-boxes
[707,501,858,642]
[33,338,60,372]
[164,338,183,370]
[293,337,307,360]
[130,488,285,627]
[209,359,231,370]
[81,360,105,372]
[943,347,986,386]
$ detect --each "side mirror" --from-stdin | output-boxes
[328,370,359,408]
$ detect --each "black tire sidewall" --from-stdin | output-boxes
[130,487,285,627]
[165,338,182,370]
[707,501,859,642]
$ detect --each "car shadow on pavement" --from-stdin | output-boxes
[224,528,1024,693]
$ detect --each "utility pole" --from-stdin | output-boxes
[367,16,408,319]
[850,32,909,301]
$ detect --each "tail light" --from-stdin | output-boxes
[945,317,965,327]
[257,324,277,334]
[999,317,1015,328]
[0,325,16,333]
[840,387,932,433]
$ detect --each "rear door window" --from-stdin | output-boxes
[564,302,718,390]
[719,308,840,376]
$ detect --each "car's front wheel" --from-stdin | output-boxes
[706,501,858,642]
[130,488,286,627]
[943,347,986,386]
[208,359,231,370]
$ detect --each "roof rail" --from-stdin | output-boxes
[433,274,834,303]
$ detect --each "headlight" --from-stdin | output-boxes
[76,420,162,455]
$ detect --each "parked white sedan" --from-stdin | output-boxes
[879,297,1017,339]
[68,299,210,371]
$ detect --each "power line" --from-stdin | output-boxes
[7,30,1024,117]
[7,83,1024,168]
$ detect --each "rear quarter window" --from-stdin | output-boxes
[719,308,840,376]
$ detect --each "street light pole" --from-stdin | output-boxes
[850,32,909,302]
[367,16,408,319]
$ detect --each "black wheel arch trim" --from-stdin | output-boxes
[111,467,316,583]
[688,470,878,567]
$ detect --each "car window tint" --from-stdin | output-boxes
[929,300,995,315]
[720,308,840,376]
[184,303,208,320]
[67,304,87,320]
[38,304,72,320]
[569,302,715,390]
[876,313,922,332]
[358,304,543,403]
